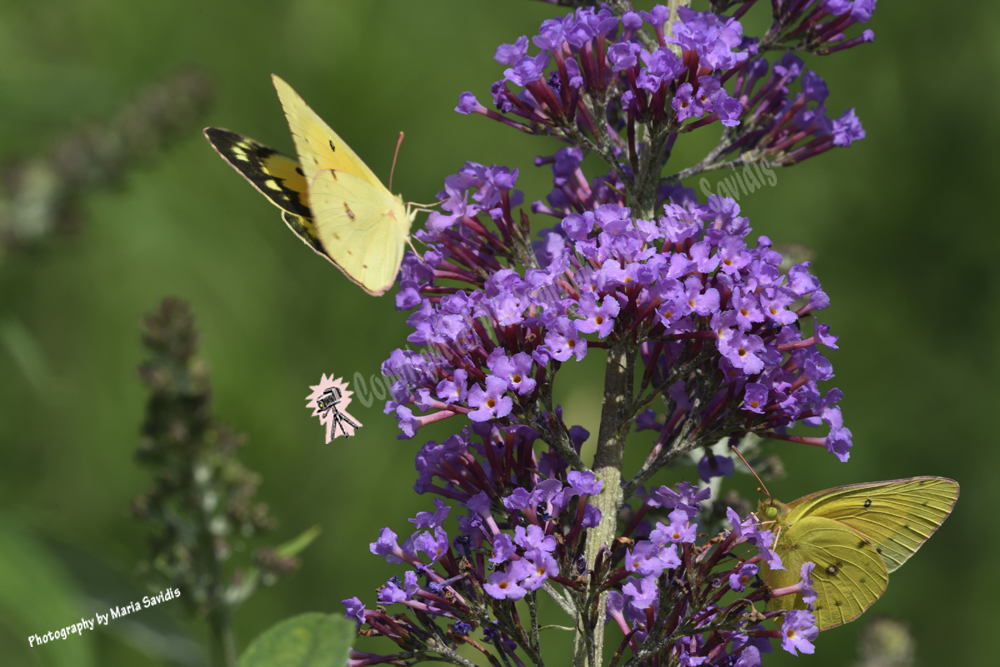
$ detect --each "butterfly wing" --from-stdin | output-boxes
[281,211,333,260]
[203,127,335,263]
[767,515,888,630]
[308,169,409,296]
[271,74,376,185]
[272,75,411,296]
[786,477,959,572]
[203,127,312,217]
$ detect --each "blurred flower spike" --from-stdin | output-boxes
[132,298,317,664]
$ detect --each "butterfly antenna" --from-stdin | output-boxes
[390,131,404,192]
[729,442,773,502]
[603,181,628,199]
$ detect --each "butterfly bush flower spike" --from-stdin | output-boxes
[339,2,888,666]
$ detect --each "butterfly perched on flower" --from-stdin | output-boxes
[204,75,415,296]
[763,476,959,630]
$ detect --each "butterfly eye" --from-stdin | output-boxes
[765,505,778,520]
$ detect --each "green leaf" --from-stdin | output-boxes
[276,525,322,558]
[0,315,52,394]
[240,613,355,667]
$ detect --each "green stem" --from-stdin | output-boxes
[525,593,545,667]
[573,342,635,667]
[208,602,238,667]
[195,455,237,667]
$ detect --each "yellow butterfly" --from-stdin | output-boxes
[763,476,959,630]
[204,75,415,296]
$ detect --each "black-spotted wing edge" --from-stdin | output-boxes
[203,127,334,263]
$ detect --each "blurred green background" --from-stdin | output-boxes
[0,0,995,665]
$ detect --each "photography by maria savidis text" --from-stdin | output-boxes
[27,587,180,647]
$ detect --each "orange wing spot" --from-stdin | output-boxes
[382,209,398,220]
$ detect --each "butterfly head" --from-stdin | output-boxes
[757,498,791,528]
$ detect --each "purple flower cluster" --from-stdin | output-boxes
[619,7,747,127]
[771,0,877,55]
[341,422,598,662]
[597,498,813,665]
[456,3,873,169]
[384,159,850,462]
[407,423,601,600]
[716,53,865,169]
[457,6,749,135]
[336,2,884,666]
[343,439,822,667]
